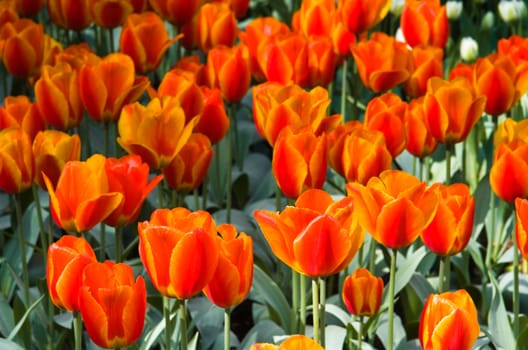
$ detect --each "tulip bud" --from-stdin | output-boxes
[460,37,479,62]
[446,1,463,20]
[390,0,405,16]
[481,11,495,30]
[498,0,527,23]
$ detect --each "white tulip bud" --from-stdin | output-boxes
[460,37,479,62]
[446,2,463,20]
[481,11,495,30]
[498,0,527,23]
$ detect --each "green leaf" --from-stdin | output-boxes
[324,303,351,327]
[240,320,285,350]
[8,294,44,341]
[394,246,429,298]
[0,293,14,337]
[0,339,25,350]
[487,272,516,350]
[324,325,347,350]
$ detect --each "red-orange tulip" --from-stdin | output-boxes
[0,1,17,26]
[0,96,45,140]
[401,0,449,48]
[272,127,327,199]
[44,154,124,233]
[254,189,365,278]
[46,0,92,31]
[196,87,230,144]
[15,0,43,18]
[32,130,81,190]
[404,97,438,159]
[305,35,338,88]
[203,224,253,308]
[448,62,475,83]
[516,198,528,260]
[421,183,475,256]
[213,0,249,19]
[351,32,412,93]
[117,96,198,169]
[330,18,356,57]
[104,154,163,227]
[0,128,34,194]
[79,261,146,349]
[423,77,486,145]
[46,235,97,311]
[490,142,528,203]
[337,0,391,34]
[347,170,438,249]
[498,35,528,66]
[295,0,336,37]
[162,133,213,192]
[342,268,383,317]
[193,2,238,53]
[149,0,204,27]
[419,289,479,350]
[79,53,150,123]
[404,45,444,98]
[138,208,220,299]
[89,0,133,28]
[120,11,179,74]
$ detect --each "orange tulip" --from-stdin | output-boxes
[172,54,206,85]
[89,0,133,28]
[34,62,84,131]
[15,0,44,17]
[203,224,253,308]
[498,35,528,66]
[46,0,92,31]
[196,87,230,144]
[254,189,364,278]
[305,35,338,88]
[400,0,449,48]
[252,82,341,146]
[120,11,179,74]
[0,128,34,194]
[421,183,475,256]
[0,1,17,26]
[490,142,528,203]
[404,97,438,158]
[53,43,100,71]
[347,170,438,249]
[46,235,97,311]
[493,118,528,146]
[193,2,238,53]
[0,18,44,78]
[0,95,45,140]
[213,0,249,19]
[149,0,203,27]
[272,127,327,199]
[363,93,407,157]
[138,208,220,299]
[32,130,81,190]
[404,45,444,98]
[250,335,324,350]
[295,0,336,37]
[79,53,149,123]
[351,32,412,93]
[117,96,198,169]
[516,198,528,260]
[44,154,124,233]
[162,133,213,192]
[337,0,391,34]
[330,18,356,57]
[79,261,146,349]
[205,44,251,103]
[104,154,163,227]
[423,77,486,145]
[448,62,475,83]
[419,289,479,350]
[342,268,383,317]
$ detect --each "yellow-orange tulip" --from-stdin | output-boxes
[0,95,45,140]
[193,2,238,53]
[89,0,133,28]
[342,268,383,317]
[0,128,34,194]
[295,0,336,37]
[337,0,391,34]
[46,0,92,31]
[404,45,444,98]
[401,0,449,48]
[250,335,324,350]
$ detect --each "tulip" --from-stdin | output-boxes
[404,97,438,159]
[117,96,198,169]
[213,0,249,19]
[162,133,213,192]
[193,2,238,53]
[421,183,475,256]
[53,43,100,71]
[448,62,475,83]
[89,0,133,28]
[460,37,479,62]
[79,53,150,123]
[203,224,253,308]
[493,118,528,149]
[79,261,146,349]
[0,128,34,194]
[196,87,230,144]
[516,198,528,260]
[0,95,45,140]
[254,189,365,278]
[419,289,480,350]
[120,11,179,74]
[305,35,338,88]
[404,45,444,98]
[0,1,17,26]
[46,0,92,31]
[46,235,97,312]
[351,32,413,93]
[347,170,438,250]
[148,0,204,27]
[423,77,486,145]
[44,154,124,233]
[15,0,43,18]
[400,0,449,48]
[295,0,336,37]
[498,35,528,66]
[32,130,81,190]
[250,335,324,350]
[490,142,528,203]
[330,19,356,57]
[337,0,391,33]
[342,268,383,317]
[138,208,220,299]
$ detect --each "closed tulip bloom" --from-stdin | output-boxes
[338,0,391,33]
[401,0,449,48]
[404,97,438,158]
[35,62,84,131]
[79,53,149,123]
[421,183,475,256]
[120,11,179,74]
[15,0,43,17]
[351,32,413,93]
[32,130,81,190]
[254,189,365,278]
[305,35,338,88]
[419,289,479,350]
[423,77,487,145]
[79,261,146,349]
[330,18,356,57]
[0,128,34,194]
[44,154,124,233]
[194,2,237,53]
[295,0,336,37]
[196,87,230,144]
[205,44,251,103]
[448,61,475,83]
[149,0,204,27]
[0,96,45,140]
[46,0,92,31]
[138,208,220,299]
[516,198,528,259]
[342,268,383,317]
[272,127,327,199]
[405,45,444,98]
[162,133,213,192]
[490,142,528,203]
[0,1,17,26]
[46,235,97,311]
[363,93,408,157]
[347,170,438,249]
[117,96,198,169]
[203,224,253,308]
[90,0,133,28]
[104,154,163,227]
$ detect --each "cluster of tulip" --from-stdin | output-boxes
[1,0,528,349]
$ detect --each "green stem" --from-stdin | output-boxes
[291,269,299,333]
[299,273,307,335]
[108,28,115,53]
[312,278,320,344]
[99,222,106,260]
[163,296,172,350]
[178,299,188,350]
[368,238,377,272]
[226,111,233,224]
[319,278,326,347]
[387,250,397,350]
[358,316,364,350]
[193,189,199,210]
[74,311,82,350]
[201,173,208,210]
[513,224,520,337]
[486,193,496,269]
[115,226,123,263]
[341,58,348,121]
[438,256,450,292]
[14,194,30,305]
[103,121,110,157]
[445,144,452,185]
[32,185,47,261]
[224,308,231,350]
